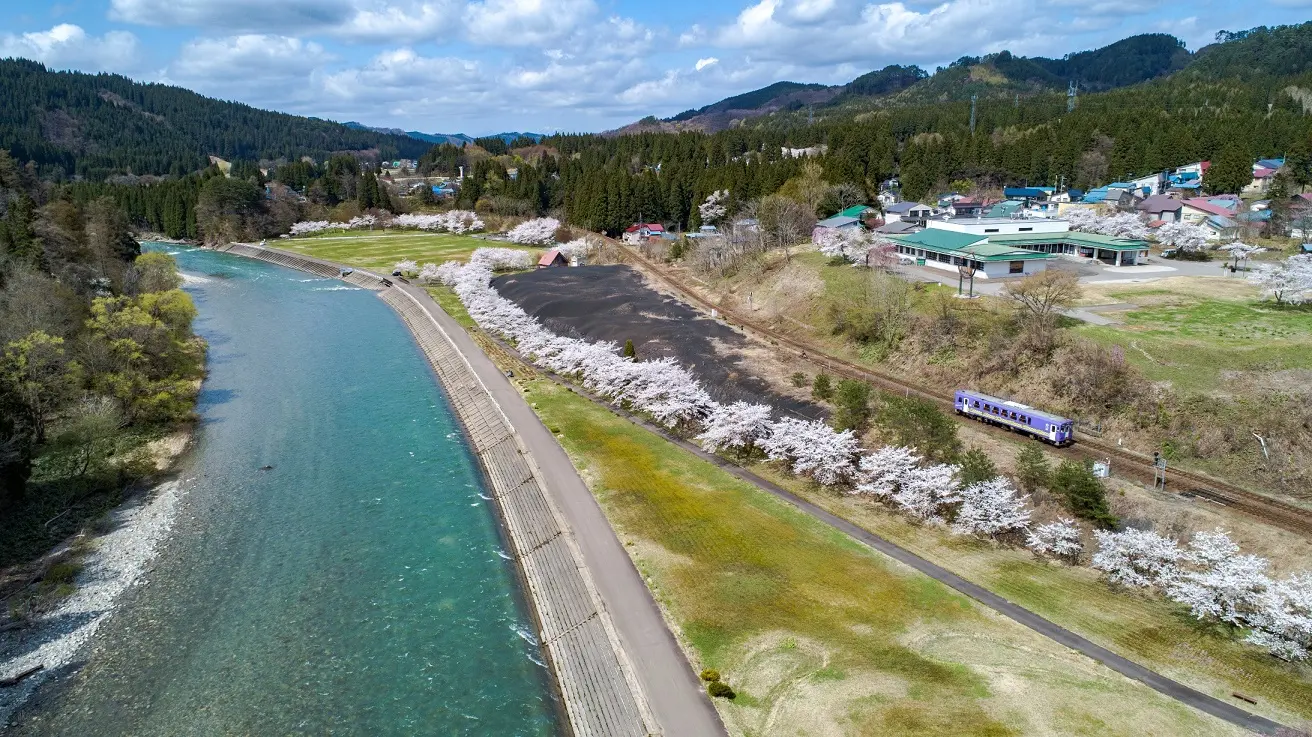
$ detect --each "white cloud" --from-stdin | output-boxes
[463,0,598,46]
[165,35,335,105]
[110,0,454,42]
[0,23,141,73]
[695,57,719,71]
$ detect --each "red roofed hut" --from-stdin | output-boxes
[537,249,567,268]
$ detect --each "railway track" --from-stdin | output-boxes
[612,241,1312,537]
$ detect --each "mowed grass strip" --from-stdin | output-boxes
[281,232,535,271]
[751,466,1312,727]
[521,377,1248,737]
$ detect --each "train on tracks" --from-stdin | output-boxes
[954,390,1075,446]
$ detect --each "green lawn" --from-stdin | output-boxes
[1077,297,1312,394]
[280,231,535,272]
[521,378,1249,737]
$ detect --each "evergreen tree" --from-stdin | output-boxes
[1207,142,1252,195]
[957,447,999,486]
[1014,443,1051,493]
[831,379,873,432]
[1049,460,1117,527]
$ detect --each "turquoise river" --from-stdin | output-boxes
[13,245,561,735]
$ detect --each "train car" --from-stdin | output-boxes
[954,389,1074,446]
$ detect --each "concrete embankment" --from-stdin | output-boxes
[212,243,664,737]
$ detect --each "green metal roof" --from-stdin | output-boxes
[989,231,1149,251]
[889,231,1052,261]
[838,205,874,218]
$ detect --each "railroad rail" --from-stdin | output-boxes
[611,240,1312,537]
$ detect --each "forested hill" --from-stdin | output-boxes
[0,59,431,180]
[626,24,1310,133]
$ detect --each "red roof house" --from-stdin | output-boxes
[537,249,567,268]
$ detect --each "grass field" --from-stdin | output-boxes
[280,231,535,272]
[519,378,1257,736]
[1073,279,1312,394]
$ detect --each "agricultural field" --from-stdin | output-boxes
[279,231,532,272]
[1074,277,1312,395]
[522,376,1253,737]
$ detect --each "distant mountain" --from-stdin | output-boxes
[0,59,432,180]
[613,30,1248,134]
[343,123,544,148]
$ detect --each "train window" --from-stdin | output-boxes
[972,401,980,408]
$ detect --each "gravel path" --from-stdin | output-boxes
[0,479,186,727]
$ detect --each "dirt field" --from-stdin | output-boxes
[493,266,825,420]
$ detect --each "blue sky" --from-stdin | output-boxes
[2,0,1309,135]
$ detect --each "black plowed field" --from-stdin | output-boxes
[493,266,823,421]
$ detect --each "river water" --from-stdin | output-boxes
[12,246,560,735]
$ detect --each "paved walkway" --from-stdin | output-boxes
[396,282,726,737]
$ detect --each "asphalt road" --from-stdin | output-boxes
[398,282,727,737]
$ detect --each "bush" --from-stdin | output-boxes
[1050,460,1117,527]
[699,669,721,682]
[45,560,82,586]
[790,372,808,388]
[1014,443,1050,493]
[956,446,998,486]
[832,379,873,432]
[707,680,736,699]
[812,372,834,401]
[876,394,961,463]
[622,339,636,358]
[553,224,574,243]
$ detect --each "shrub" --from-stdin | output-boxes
[790,372,808,388]
[707,680,736,699]
[699,669,721,682]
[956,446,998,487]
[832,379,873,432]
[812,372,834,401]
[622,339,636,358]
[45,560,82,586]
[1014,443,1050,493]
[1050,460,1117,527]
[553,224,574,243]
[876,394,961,463]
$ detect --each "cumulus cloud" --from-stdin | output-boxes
[695,57,719,71]
[0,23,141,73]
[110,0,453,42]
[165,35,335,105]
[463,0,598,46]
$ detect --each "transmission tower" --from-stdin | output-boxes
[1067,81,1077,113]
[969,94,977,135]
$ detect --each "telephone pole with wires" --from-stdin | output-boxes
[1067,81,1078,113]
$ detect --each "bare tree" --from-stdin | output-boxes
[1003,270,1082,322]
[754,194,816,261]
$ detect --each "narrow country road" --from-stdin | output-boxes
[397,282,727,737]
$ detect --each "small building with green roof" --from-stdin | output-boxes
[899,217,1151,270]
[887,228,1054,279]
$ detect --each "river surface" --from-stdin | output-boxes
[12,246,560,735]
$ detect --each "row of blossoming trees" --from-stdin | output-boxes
[288,210,487,236]
[431,246,1311,661]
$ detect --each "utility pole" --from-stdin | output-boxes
[1067,81,1077,113]
[969,94,977,135]
[807,105,814,126]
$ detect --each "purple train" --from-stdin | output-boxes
[954,389,1075,446]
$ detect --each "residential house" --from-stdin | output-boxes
[623,223,666,244]
[937,192,967,208]
[815,214,863,230]
[874,220,921,235]
[1082,183,1136,208]
[1202,215,1240,241]
[1002,187,1051,200]
[1136,194,1183,223]
[1180,196,1238,226]
[1243,159,1284,196]
[948,198,987,218]
[884,202,932,224]
[986,200,1025,218]
[1127,172,1165,197]
[877,190,899,207]
[838,205,878,222]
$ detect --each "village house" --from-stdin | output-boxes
[890,215,1150,273]
[1243,158,1285,196]
[884,201,932,224]
[623,222,667,244]
[537,249,568,268]
[1136,194,1183,223]
[1180,196,1239,225]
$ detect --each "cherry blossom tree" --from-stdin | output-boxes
[696,401,773,453]
[757,418,860,486]
[1091,528,1182,588]
[1065,209,1149,239]
[348,214,377,230]
[470,248,536,271]
[1218,242,1266,271]
[289,220,332,236]
[815,227,868,262]
[557,237,594,261]
[951,477,1032,537]
[698,190,729,226]
[1026,518,1083,562]
[890,463,961,522]
[393,259,418,274]
[852,446,922,497]
[1166,528,1272,626]
[392,211,485,233]
[1244,573,1312,661]
[1249,255,1312,304]
[507,217,562,245]
[1156,221,1211,252]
